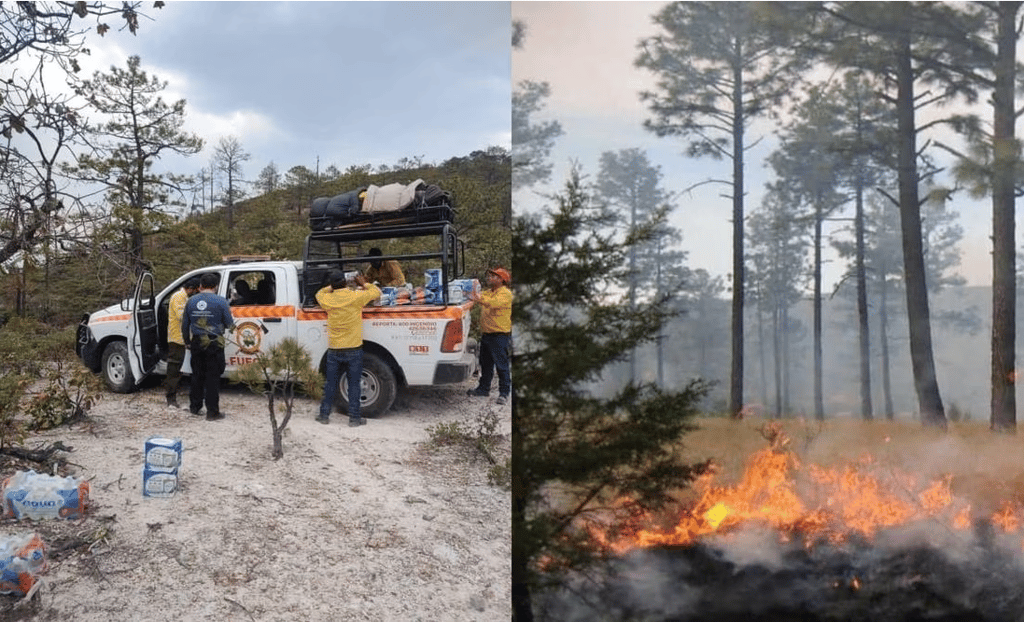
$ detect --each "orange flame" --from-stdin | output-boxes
[596,439,1024,554]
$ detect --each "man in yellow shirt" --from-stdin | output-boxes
[467,267,512,405]
[165,276,200,408]
[363,247,406,286]
[316,270,381,426]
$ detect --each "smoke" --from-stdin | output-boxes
[534,550,700,621]
[536,519,1024,621]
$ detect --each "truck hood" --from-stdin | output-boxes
[89,301,133,322]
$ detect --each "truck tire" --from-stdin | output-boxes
[338,352,397,418]
[101,341,136,394]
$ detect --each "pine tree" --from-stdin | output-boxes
[594,148,684,385]
[511,165,711,621]
[636,1,806,419]
[68,55,203,276]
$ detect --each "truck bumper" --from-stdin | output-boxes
[433,361,474,384]
[76,315,101,372]
[432,344,478,384]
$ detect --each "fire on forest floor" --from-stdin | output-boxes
[538,416,1024,622]
[598,416,1024,551]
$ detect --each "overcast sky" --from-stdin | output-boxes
[512,1,995,288]
[76,2,511,179]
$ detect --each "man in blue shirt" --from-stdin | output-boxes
[182,272,235,420]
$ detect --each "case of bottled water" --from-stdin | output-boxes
[143,437,182,498]
[142,467,178,498]
[377,286,396,307]
[1,470,90,520]
[424,268,442,291]
[0,533,46,595]
[144,437,182,473]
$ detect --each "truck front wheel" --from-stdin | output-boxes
[101,341,136,393]
[338,352,397,418]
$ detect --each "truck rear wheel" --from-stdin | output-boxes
[338,352,397,418]
[101,341,136,393]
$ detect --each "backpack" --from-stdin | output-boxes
[415,184,452,208]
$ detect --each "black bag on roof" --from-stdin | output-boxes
[414,184,452,208]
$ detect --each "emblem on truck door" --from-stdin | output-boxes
[234,321,267,355]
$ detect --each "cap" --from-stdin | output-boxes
[487,267,511,285]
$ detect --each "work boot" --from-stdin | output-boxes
[316,415,330,425]
[166,395,179,409]
[348,417,367,427]
[467,388,488,397]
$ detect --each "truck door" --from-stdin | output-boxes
[128,272,161,382]
[223,266,295,372]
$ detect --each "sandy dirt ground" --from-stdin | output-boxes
[0,378,511,621]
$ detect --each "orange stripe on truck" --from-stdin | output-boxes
[92,314,131,323]
[297,302,471,322]
[231,305,295,318]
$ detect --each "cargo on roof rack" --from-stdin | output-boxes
[309,203,455,232]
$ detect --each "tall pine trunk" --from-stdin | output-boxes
[854,176,873,420]
[813,201,824,420]
[989,2,1018,434]
[772,301,782,419]
[729,55,746,419]
[894,21,946,429]
[757,300,769,408]
[879,273,896,419]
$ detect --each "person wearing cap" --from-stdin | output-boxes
[467,267,513,406]
[363,247,406,287]
[164,276,200,408]
[316,269,382,426]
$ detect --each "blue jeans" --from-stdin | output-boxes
[476,333,511,397]
[320,347,363,420]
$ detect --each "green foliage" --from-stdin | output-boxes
[0,319,103,445]
[512,166,713,617]
[24,364,103,431]
[11,150,510,330]
[0,374,29,450]
[232,338,322,460]
[425,407,509,488]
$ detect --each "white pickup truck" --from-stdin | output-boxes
[75,210,478,418]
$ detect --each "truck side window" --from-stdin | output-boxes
[230,271,276,306]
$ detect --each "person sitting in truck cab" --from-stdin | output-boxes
[231,279,256,306]
[255,277,275,305]
[363,247,405,287]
